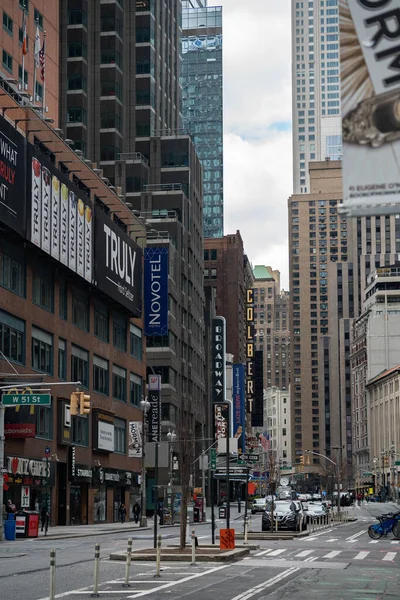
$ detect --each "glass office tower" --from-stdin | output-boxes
[182,4,223,238]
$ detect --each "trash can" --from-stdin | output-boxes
[193,507,200,522]
[219,506,226,519]
[4,514,16,541]
[26,511,40,538]
[15,511,28,538]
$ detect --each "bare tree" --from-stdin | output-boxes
[176,402,194,550]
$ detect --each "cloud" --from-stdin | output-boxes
[206,0,292,288]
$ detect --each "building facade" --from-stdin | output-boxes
[182,3,223,238]
[291,0,342,194]
[59,0,182,190]
[252,266,290,392]
[0,93,147,526]
[264,387,292,466]
[204,232,248,364]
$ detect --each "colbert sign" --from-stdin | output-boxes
[0,115,26,236]
[94,207,142,316]
[246,289,255,418]
[212,317,226,403]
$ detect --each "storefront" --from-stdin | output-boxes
[69,465,92,525]
[4,455,55,514]
[93,467,138,522]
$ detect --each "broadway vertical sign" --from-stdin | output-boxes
[212,316,226,403]
[148,374,161,443]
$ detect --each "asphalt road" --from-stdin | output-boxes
[0,501,399,600]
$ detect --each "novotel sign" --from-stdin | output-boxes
[144,247,169,336]
[211,317,226,403]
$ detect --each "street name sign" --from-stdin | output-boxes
[210,448,217,471]
[1,393,51,406]
[238,453,259,465]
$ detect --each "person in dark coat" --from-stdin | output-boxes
[133,502,141,523]
[119,503,127,523]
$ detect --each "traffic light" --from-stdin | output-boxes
[300,455,304,466]
[384,456,390,468]
[70,392,79,416]
[79,392,91,415]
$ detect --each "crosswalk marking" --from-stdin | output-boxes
[255,549,271,556]
[295,550,314,557]
[390,541,399,545]
[369,540,379,544]
[326,538,338,542]
[268,549,286,556]
[323,550,341,559]
[383,552,397,562]
[354,551,369,560]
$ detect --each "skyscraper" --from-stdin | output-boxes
[181,3,223,238]
[291,0,342,194]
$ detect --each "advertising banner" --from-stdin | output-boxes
[93,207,142,316]
[148,374,161,443]
[128,421,143,458]
[340,0,400,216]
[246,288,255,424]
[144,247,169,336]
[252,350,264,427]
[98,421,114,452]
[233,364,246,453]
[0,114,27,236]
[212,317,226,403]
[214,402,230,453]
[27,145,93,282]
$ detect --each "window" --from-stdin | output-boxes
[113,365,126,402]
[72,415,89,446]
[71,345,89,388]
[34,8,43,28]
[58,339,67,380]
[68,9,87,26]
[59,280,68,320]
[33,266,54,312]
[32,326,53,375]
[204,249,209,260]
[130,373,142,406]
[67,107,87,124]
[68,41,87,59]
[67,74,87,91]
[100,112,123,131]
[114,418,126,454]
[0,243,25,297]
[72,288,90,331]
[35,81,43,101]
[18,65,28,87]
[93,355,109,395]
[0,310,25,364]
[130,324,142,360]
[36,405,52,439]
[113,313,127,351]
[94,301,109,342]
[2,50,12,73]
[210,249,217,260]
[3,12,13,36]
[19,0,29,11]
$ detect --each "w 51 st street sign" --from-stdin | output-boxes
[1,393,51,406]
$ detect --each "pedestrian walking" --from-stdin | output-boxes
[133,502,141,524]
[119,503,127,523]
[41,505,49,533]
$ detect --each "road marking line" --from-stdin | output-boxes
[295,550,314,557]
[369,540,379,544]
[346,530,365,542]
[390,541,399,545]
[305,529,333,541]
[383,552,397,561]
[255,549,271,556]
[354,551,369,560]
[326,538,338,542]
[229,567,300,600]
[268,548,286,556]
[324,550,341,559]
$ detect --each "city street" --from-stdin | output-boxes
[0,502,399,599]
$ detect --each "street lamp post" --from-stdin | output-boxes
[167,430,176,523]
[140,396,150,527]
[304,449,341,515]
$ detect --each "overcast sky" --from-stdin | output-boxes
[207,0,292,289]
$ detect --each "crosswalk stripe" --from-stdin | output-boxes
[323,550,341,559]
[268,549,286,556]
[295,550,314,558]
[383,552,397,562]
[255,549,271,556]
[326,538,338,542]
[390,541,399,545]
[354,551,369,560]
[369,540,379,544]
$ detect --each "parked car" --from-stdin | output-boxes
[251,498,267,514]
[307,502,327,521]
[262,500,302,532]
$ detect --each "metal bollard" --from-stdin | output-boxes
[244,516,249,545]
[191,529,197,566]
[91,543,100,597]
[49,548,56,600]
[154,534,162,578]
[122,538,133,587]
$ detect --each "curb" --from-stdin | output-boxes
[110,547,251,562]
[32,526,151,541]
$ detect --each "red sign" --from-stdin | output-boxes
[28,514,39,537]
[220,528,235,550]
[5,423,36,438]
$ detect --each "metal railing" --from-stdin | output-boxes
[143,183,183,192]
[117,152,149,165]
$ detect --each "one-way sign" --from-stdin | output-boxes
[238,453,259,464]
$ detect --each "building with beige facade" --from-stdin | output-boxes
[264,387,292,467]
[253,266,290,391]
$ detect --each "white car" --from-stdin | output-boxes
[307,502,327,520]
[251,498,267,514]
